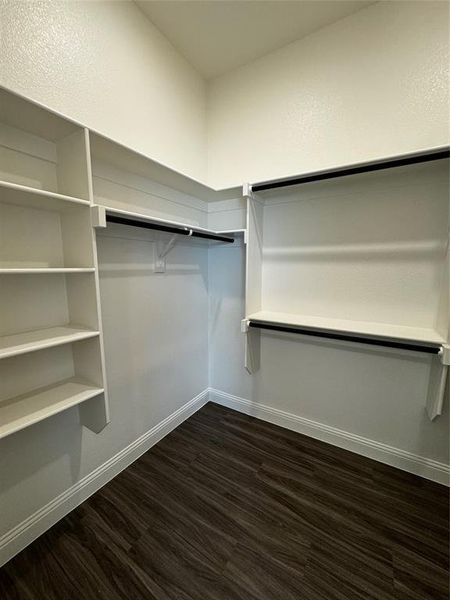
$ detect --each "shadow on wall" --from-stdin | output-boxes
[96,229,209,290]
[263,242,445,263]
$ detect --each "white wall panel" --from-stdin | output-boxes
[261,162,449,332]
[207,198,247,231]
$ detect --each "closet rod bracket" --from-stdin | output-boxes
[438,344,450,366]
[241,319,250,333]
[426,346,449,421]
[91,205,107,228]
[242,183,254,200]
[154,234,179,273]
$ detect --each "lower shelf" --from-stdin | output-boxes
[0,326,100,359]
[0,268,95,274]
[247,310,445,347]
[0,378,104,440]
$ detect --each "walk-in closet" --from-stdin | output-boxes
[0,1,449,598]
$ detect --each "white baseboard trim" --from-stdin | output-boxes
[0,389,209,567]
[209,388,450,487]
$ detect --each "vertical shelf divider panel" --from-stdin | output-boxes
[434,231,449,341]
[79,128,110,431]
[56,128,93,200]
[243,184,263,374]
[427,223,450,420]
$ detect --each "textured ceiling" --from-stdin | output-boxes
[136,1,376,79]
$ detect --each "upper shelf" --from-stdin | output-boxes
[0,86,238,202]
[251,147,450,193]
[0,87,79,142]
[0,180,90,211]
[2,86,447,202]
[247,310,446,348]
[101,206,234,244]
[90,132,239,202]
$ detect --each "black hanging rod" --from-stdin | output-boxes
[249,321,441,354]
[106,214,234,243]
[252,147,450,192]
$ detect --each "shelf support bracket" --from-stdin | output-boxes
[243,182,253,200]
[79,393,109,433]
[241,319,260,374]
[426,344,449,421]
[241,318,249,334]
[91,205,106,228]
[154,234,179,273]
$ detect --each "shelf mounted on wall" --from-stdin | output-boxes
[241,317,450,421]
[251,146,450,192]
[91,205,235,272]
[242,148,450,423]
[97,208,235,243]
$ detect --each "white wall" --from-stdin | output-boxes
[207,1,450,188]
[0,0,208,181]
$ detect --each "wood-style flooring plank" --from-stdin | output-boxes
[0,402,448,600]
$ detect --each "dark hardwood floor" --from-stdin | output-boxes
[1,402,448,599]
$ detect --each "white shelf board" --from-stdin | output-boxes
[0,267,95,274]
[0,326,99,360]
[103,205,233,238]
[0,378,104,440]
[251,145,450,194]
[90,132,239,202]
[1,86,241,199]
[247,310,446,346]
[0,180,90,211]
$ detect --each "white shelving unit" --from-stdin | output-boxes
[0,87,109,438]
[242,158,449,419]
[0,88,92,200]
[0,83,447,437]
[89,132,239,203]
[100,205,237,242]
[88,129,243,253]
[0,195,96,270]
[243,161,449,346]
[247,311,446,347]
